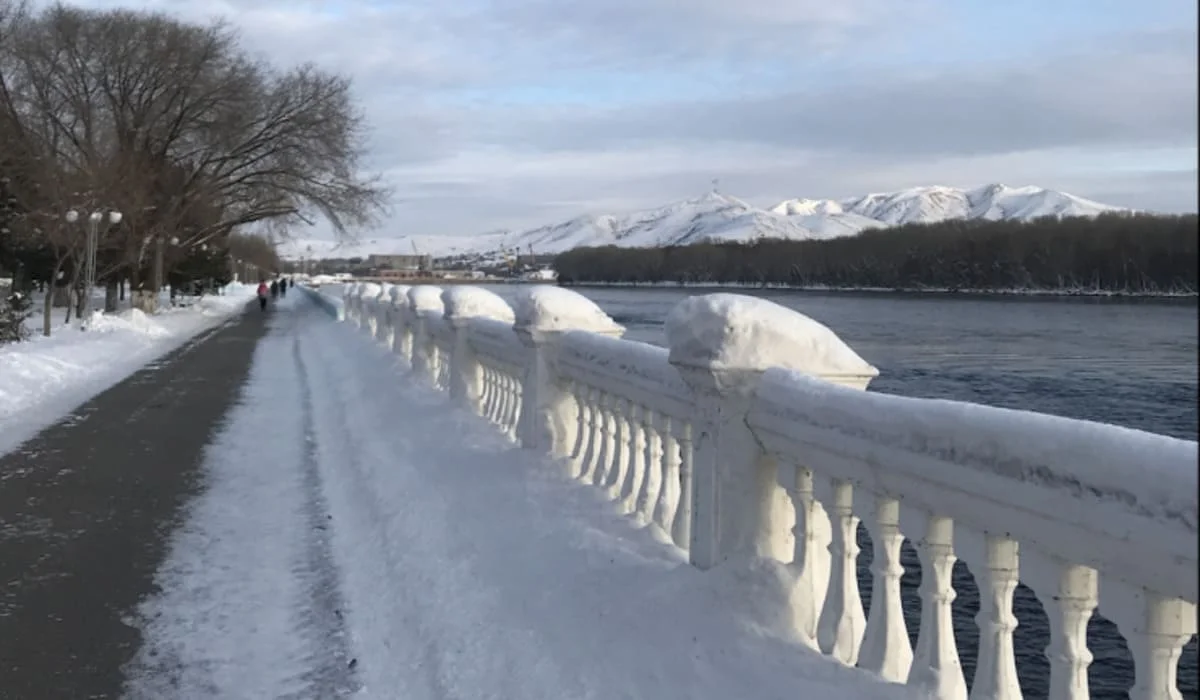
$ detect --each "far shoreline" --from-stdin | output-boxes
[556,280,1199,302]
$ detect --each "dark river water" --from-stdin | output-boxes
[353,283,1200,697]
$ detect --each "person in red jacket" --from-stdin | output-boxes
[256,281,269,311]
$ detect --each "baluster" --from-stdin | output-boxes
[484,367,498,423]
[652,414,679,531]
[509,376,523,441]
[671,420,693,551]
[564,380,587,478]
[493,370,507,428]
[858,496,912,682]
[505,374,519,439]
[969,535,1021,700]
[578,387,601,483]
[498,373,513,432]
[787,466,830,648]
[636,407,664,523]
[816,478,865,665]
[905,512,967,699]
[604,398,631,501]
[484,366,498,423]
[593,392,615,487]
[400,321,413,363]
[617,403,647,514]
[1124,594,1195,700]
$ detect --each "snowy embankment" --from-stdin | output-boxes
[0,285,254,456]
[124,293,917,700]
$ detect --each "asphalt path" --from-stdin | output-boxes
[0,303,266,699]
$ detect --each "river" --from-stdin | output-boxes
[336,282,1200,697]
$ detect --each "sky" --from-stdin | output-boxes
[42,0,1200,239]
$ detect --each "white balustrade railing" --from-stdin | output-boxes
[340,282,1198,700]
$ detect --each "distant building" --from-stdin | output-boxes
[368,254,431,272]
[378,268,427,280]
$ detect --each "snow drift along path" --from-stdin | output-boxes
[125,294,919,700]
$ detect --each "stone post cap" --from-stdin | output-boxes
[344,282,360,299]
[666,293,878,391]
[356,282,382,300]
[512,285,624,339]
[407,285,444,315]
[442,287,515,324]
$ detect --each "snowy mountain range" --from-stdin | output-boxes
[279,184,1128,261]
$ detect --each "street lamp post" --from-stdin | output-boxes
[66,208,122,330]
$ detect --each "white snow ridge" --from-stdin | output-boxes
[279,183,1130,261]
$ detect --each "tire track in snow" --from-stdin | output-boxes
[122,300,359,699]
[283,334,360,699]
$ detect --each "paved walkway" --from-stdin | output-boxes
[0,303,265,699]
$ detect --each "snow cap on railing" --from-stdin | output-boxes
[356,282,382,299]
[344,282,360,299]
[407,285,444,314]
[512,285,624,335]
[389,285,411,306]
[665,293,877,383]
[375,283,393,302]
[442,287,515,323]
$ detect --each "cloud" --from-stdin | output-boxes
[27,0,1200,237]
[489,29,1197,160]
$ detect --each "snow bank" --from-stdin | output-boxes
[442,286,514,323]
[407,285,444,314]
[513,285,624,334]
[665,293,877,381]
[88,308,172,338]
[0,285,255,457]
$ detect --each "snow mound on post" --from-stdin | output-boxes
[513,285,624,334]
[407,286,444,313]
[356,283,381,300]
[376,283,394,301]
[665,293,877,378]
[442,287,514,323]
[388,285,410,306]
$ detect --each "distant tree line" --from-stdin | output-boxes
[554,213,1198,294]
[0,0,384,341]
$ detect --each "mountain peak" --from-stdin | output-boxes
[279,183,1130,262]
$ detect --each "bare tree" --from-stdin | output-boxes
[0,2,388,316]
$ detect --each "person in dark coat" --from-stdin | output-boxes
[278,278,288,297]
[270,280,279,298]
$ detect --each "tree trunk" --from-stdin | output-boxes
[104,278,119,312]
[42,285,53,337]
[67,260,82,324]
[119,278,126,301]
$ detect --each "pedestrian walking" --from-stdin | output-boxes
[256,281,269,311]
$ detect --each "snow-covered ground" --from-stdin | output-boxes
[123,293,920,700]
[0,284,255,457]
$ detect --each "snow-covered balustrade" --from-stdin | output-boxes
[300,285,345,320]
[334,284,1198,700]
[554,330,696,548]
[406,286,444,386]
